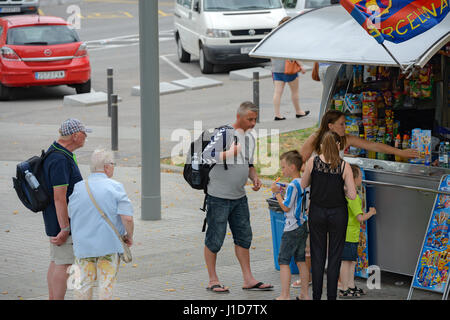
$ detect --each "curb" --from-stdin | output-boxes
[159,163,275,188]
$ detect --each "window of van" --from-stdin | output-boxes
[305,0,332,8]
[204,0,282,11]
[177,0,192,9]
[282,0,335,9]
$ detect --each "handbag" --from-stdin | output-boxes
[312,62,320,81]
[284,60,302,75]
[85,179,132,263]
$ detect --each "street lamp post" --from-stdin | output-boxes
[139,0,161,221]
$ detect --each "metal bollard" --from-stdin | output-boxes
[107,68,113,117]
[111,94,118,151]
[253,71,260,123]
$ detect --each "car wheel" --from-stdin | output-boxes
[0,83,11,101]
[75,79,91,94]
[199,46,214,74]
[176,36,190,63]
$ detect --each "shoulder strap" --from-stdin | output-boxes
[85,179,127,247]
[340,160,346,176]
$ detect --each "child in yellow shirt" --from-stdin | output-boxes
[339,164,376,298]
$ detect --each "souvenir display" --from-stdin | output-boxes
[355,169,369,279]
[411,175,450,294]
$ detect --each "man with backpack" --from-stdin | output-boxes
[201,101,273,293]
[42,118,90,300]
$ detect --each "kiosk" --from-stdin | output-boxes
[250,4,450,276]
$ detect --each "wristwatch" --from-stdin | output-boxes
[61,226,70,232]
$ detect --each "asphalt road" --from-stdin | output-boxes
[0,0,323,166]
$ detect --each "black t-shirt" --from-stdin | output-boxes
[42,142,83,237]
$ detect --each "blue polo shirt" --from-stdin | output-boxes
[42,142,83,237]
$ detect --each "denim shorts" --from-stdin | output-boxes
[272,72,298,82]
[341,241,358,261]
[205,195,252,253]
[278,223,308,265]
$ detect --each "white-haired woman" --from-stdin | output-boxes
[68,148,134,300]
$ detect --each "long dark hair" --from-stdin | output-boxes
[320,131,342,169]
[313,110,346,154]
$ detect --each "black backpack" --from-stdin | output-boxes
[183,125,235,231]
[12,149,70,213]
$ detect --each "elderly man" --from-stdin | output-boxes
[68,148,134,300]
[42,118,90,300]
[202,101,273,293]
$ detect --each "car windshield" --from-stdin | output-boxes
[204,0,282,11]
[7,25,80,45]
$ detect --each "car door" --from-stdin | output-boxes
[190,0,201,54]
[175,0,196,54]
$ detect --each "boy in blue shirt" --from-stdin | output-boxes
[271,150,310,300]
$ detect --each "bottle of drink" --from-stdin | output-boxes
[385,133,393,161]
[24,170,40,190]
[359,134,367,158]
[191,154,201,186]
[402,134,410,162]
[377,128,386,160]
[394,134,402,162]
[445,142,450,168]
[438,142,446,167]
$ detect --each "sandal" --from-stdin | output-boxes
[206,284,230,294]
[339,288,360,298]
[349,286,365,295]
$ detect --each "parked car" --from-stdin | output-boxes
[282,0,337,17]
[0,0,39,15]
[0,14,91,100]
[174,0,286,74]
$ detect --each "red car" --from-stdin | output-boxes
[0,15,91,100]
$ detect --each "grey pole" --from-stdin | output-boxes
[107,68,113,117]
[111,94,118,151]
[139,0,161,221]
[253,71,260,123]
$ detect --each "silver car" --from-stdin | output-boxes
[0,0,39,15]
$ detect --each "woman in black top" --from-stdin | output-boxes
[301,131,357,300]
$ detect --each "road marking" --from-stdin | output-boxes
[85,0,137,3]
[160,55,193,79]
[86,32,174,51]
[81,11,134,19]
[158,10,169,17]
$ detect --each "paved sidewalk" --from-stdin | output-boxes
[0,161,443,300]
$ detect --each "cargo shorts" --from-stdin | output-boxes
[205,195,252,254]
[49,235,75,265]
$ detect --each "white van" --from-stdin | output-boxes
[174,0,286,74]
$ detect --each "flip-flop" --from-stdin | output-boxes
[206,284,230,294]
[242,282,274,291]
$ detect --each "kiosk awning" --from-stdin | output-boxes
[249,4,450,68]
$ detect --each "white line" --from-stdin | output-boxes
[160,55,193,79]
